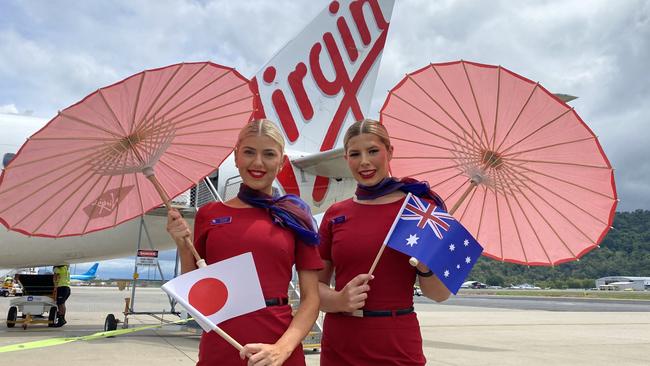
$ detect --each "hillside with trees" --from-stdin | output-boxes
[468,210,650,288]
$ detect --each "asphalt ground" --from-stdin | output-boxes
[1,287,648,365]
[419,294,650,312]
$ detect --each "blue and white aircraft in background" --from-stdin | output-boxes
[70,263,99,283]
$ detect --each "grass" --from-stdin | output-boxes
[458,289,650,301]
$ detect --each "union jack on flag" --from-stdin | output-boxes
[401,195,455,239]
[384,193,484,294]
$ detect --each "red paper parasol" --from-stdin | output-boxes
[0,62,253,240]
[382,60,617,265]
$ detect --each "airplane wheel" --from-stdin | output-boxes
[7,306,17,328]
[48,307,58,327]
[104,314,118,332]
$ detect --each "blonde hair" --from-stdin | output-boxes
[343,118,391,152]
[236,119,285,152]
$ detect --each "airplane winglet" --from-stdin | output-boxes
[290,148,352,179]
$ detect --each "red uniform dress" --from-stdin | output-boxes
[319,197,426,366]
[193,202,323,366]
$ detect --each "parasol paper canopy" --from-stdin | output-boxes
[0,61,254,238]
[382,60,617,266]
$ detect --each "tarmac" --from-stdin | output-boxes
[1,287,649,365]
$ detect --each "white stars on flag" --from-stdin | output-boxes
[385,193,484,294]
[406,234,419,247]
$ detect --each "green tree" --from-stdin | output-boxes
[467,210,650,287]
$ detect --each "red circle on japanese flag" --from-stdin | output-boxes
[188,278,228,315]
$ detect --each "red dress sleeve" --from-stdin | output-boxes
[295,240,324,271]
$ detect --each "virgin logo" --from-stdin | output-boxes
[255,0,392,202]
[83,186,134,219]
[263,0,388,148]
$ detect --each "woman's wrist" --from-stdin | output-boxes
[273,340,295,362]
[174,242,190,253]
[416,267,433,277]
[334,290,347,312]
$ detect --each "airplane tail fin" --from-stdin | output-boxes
[83,263,99,276]
[252,0,395,207]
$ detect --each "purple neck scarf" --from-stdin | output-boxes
[237,184,319,245]
[355,177,446,209]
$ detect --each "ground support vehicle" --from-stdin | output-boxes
[6,274,58,329]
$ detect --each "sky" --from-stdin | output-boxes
[1,0,648,277]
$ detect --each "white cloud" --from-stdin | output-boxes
[0,104,18,114]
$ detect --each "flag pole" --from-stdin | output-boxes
[365,194,413,281]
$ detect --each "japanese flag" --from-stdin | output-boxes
[161,252,265,332]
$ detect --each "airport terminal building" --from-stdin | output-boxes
[595,276,650,291]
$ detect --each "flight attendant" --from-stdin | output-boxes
[318,119,451,365]
[167,119,322,366]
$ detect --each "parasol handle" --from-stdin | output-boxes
[183,237,207,268]
[409,181,478,267]
[145,174,207,269]
[447,181,479,217]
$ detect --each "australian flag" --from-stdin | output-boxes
[385,193,483,294]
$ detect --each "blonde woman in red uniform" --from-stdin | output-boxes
[167,119,322,366]
[318,119,451,365]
